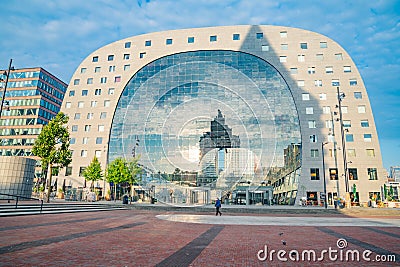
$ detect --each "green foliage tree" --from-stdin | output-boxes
[32,112,72,203]
[83,156,103,191]
[127,156,143,197]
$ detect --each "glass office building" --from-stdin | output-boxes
[59,25,384,205]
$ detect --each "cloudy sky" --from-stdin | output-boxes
[1,0,399,171]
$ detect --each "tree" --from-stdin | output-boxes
[83,156,103,191]
[106,158,130,199]
[32,112,72,203]
[127,156,142,197]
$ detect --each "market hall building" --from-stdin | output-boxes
[55,25,384,206]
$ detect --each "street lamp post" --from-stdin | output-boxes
[321,142,328,209]
[0,59,14,120]
[336,87,349,194]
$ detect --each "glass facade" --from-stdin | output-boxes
[109,51,301,188]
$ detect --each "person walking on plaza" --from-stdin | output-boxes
[215,198,222,216]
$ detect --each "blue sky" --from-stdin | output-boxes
[1,0,399,172]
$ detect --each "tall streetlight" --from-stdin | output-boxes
[0,59,14,120]
[321,142,328,209]
[330,111,340,199]
[336,86,349,193]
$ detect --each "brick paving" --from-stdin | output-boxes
[0,209,398,267]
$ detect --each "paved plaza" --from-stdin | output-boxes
[0,207,398,266]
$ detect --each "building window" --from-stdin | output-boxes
[297,80,304,87]
[256,32,263,39]
[104,100,110,107]
[280,31,287,38]
[96,137,103,144]
[69,138,76,145]
[311,149,319,158]
[125,42,131,48]
[361,120,369,128]
[73,79,80,85]
[366,149,375,157]
[72,125,78,132]
[316,54,324,60]
[92,56,98,62]
[325,120,333,129]
[123,54,130,60]
[82,137,88,144]
[79,167,86,176]
[332,79,340,86]
[108,88,115,95]
[279,56,287,62]
[306,107,314,114]
[314,80,322,87]
[344,66,351,73]
[325,66,333,74]
[109,66,116,72]
[308,67,315,74]
[124,64,130,71]
[343,120,351,128]
[108,55,114,61]
[347,149,356,157]
[91,101,97,107]
[349,168,358,180]
[95,89,102,96]
[322,106,331,114]
[188,37,195,43]
[364,134,372,142]
[350,79,357,86]
[368,168,378,180]
[87,78,93,84]
[298,55,305,62]
[320,42,327,48]
[302,93,310,100]
[145,40,151,47]
[114,76,121,83]
[354,92,362,99]
[87,113,93,119]
[74,113,80,120]
[329,168,338,180]
[300,43,308,49]
[81,90,88,96]
[290,68,298,74]
[233,34,240,40]
[78,101,84,108]
[98,125,105,132]
[210,35,217,42]
[95,66,101,73]
[100,112,107,119]
[358,105,366,113]
[95,150,102,157]
[281,44,288,50]
[261,45,269,51]
[319,93,327,100]
[335,53,343,60]
[139,52,146,58]
[69,90,75,97]
[100,77,107,83]
[80,150,87,157]
[345,134,354,142]
[310,168,320,180]
[84,125,91,132]
[308,120,316,128]
[309,135,317,143]
[166,38,173,45]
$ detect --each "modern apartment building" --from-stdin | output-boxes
[56,25,385,205]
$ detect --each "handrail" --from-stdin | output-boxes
[0,193,44,213]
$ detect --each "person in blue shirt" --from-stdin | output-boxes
[215,198,222,216]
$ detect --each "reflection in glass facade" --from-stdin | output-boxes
[109,51,301,189]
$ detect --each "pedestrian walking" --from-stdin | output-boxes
[215,198,222,216]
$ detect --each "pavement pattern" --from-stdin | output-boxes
[0,209,398,267]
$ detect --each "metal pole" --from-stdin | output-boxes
[330,111,340,198]
[321,142,327,209]
[0,59,13,120]
[337,87,349,193]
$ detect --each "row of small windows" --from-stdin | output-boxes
[80,64,131,74]
[296,79,358,88]
[310,148,377,159]
[73,112,108,120]
[70,137,103,145]
[74,76,122,85]
[308,132,373,143]
[280,53,343,63]
[290,66,352,75]
[0,127,41,136]
[65,99,111,109]
[310,167,378,180]
[307,119,370,129]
